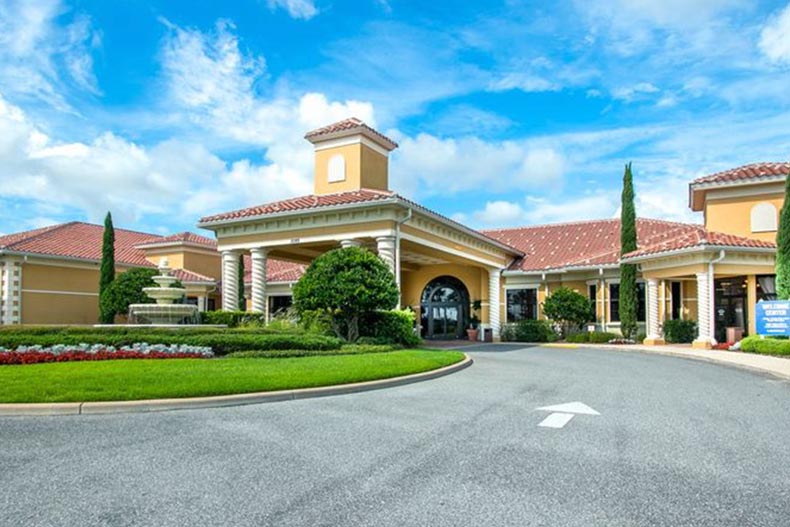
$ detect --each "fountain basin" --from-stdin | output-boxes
[127,303,200,325]
[142,287,189,305]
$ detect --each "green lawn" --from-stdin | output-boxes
[0,350,465,403]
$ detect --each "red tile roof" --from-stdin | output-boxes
[0,222,158,267]
[243,257,306,284]
[483,218,775,272]
[171,268,216,284]
[136,231,217,248]
[622,226,775,260]
[691,162,790,186]
[304,117,398,150]
[199,189,397,224]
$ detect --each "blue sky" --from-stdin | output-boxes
[1,0,790,236]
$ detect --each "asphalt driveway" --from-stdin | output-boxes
[2,345,790,526]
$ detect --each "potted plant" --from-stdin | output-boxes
[467,300,482,341]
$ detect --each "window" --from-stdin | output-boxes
[751,202,777,233]
[507,288,538,322]
[609,283,620,322]
[609,282,646,322]
[757,275,777,301]
[328,154,346,183]
[588,284,597,320]
[671,281,682,320]
[269,295,293,316]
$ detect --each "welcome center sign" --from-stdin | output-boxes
[756,300,790,336]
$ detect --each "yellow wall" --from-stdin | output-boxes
[182,251,221,280]
[313,142,388,195]
[22,292,99,325]
[22,264,100,293]
[704,193,783,241]
[401,264,488,326]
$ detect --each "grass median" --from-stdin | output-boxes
[0,350,465,403]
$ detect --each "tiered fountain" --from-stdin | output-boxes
[127,258,200,325]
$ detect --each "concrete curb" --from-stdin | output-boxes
[547,343,790,381]
[0,354,473,417]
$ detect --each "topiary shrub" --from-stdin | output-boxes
[662,319,697,343]
[292,247,399,341]
[501,320,557,342]
[360,309,420,346]
[542,287,593,338]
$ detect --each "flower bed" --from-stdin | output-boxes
[0,343,213,365]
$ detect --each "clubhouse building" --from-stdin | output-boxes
[0,118,784,348]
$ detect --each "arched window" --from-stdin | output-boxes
[328,154,346,183]
[751,202,777,233]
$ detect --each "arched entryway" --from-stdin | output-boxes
[420,276,470,340]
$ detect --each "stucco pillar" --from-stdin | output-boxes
[339,239,362,248]
[1,259,21,325]
[644,278,664,345]
[221,250,239,312]
[693,271,714,348]
[488,269,502,340]
[0,258,5,325]
[376,236,396,276]
[250,248,268,314]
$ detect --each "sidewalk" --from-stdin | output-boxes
[544,343,790,380]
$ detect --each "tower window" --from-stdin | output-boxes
[750,202,777,232]
[328,154,346,183]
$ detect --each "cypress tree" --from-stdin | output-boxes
[238,254,246,311]
[619,162,639,340]
[776,170,790,299]
[98,212,116,323]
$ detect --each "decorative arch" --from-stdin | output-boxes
[327,154,346,183]
[419,275,470,340]
[751,202,777,233]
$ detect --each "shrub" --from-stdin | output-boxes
[662,319,697,343]
[566,331,618,344]
[740,336,790,355]
[501,320,557,342]
[0,331,342,356]
[99,268,159,321]
[293,247,399,341]
[542,288,593,337]
[360,309,420,346]
[199,311,267,328]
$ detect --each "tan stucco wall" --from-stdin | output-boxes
[182,251,221,280]
[705,193,783,242]
[22,292,99,325]
[313,143,388,195]
[401,264,488,325]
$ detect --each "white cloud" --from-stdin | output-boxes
[391,133,565,197]
[759,3,790,64]
[0,0,101,109]
[267,0,318,20]
[611,82,660,102]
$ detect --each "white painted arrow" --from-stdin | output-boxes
[537,401,600,428]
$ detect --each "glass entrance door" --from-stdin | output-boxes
[420,276,470,340]
[714,276,748,343]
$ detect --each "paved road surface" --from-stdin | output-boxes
[2,345,790,526]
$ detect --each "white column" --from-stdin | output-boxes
[250,248,268,314]
[694,271,714,347]
[339,239,362,248]
[1,259,21,325]
[646,278,662,341]
[376,236,396,275]
[0,259,6,325]
[489,269,502,339]
[221,250,239,312]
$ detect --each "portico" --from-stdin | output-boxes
[198,119,520,339]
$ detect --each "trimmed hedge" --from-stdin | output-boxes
[566,331,618,344]
[739,336,790,356]
[199,311,267,327]
[0,331,342,356]
[501,320,557,343]
[662,319,697,344]
[360,309,420,346]
[225,344,399,359]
